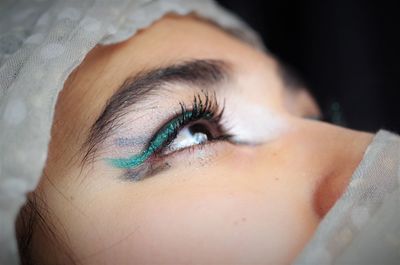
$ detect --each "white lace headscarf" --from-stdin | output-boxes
[294,130,400,264]
[0,1,264,263]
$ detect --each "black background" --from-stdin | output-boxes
[216,0,400,133]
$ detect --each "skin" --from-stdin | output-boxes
[29,15,373,264]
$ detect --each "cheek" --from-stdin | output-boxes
[46,135,320,265]
[83,188,314,264]
[75,151,318,265]
[127,188,315,264]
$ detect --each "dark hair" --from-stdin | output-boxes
[16,193,38,265]
[16,189,77,265]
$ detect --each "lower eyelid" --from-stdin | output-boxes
[116,138,232,181]
[153,140,231,171]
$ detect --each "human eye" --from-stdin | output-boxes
[106,92,232,181]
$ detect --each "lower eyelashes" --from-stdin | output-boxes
[105,92,231,181]
[120,141,221,182]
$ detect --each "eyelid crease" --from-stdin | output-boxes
[81,59,232,165]
[106,114,185,169]
[106,92,226,171]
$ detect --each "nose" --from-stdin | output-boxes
[254,118,374,218]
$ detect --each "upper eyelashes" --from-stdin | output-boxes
[105,92,229,173]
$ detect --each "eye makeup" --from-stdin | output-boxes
[225,99,290,144]
[108,111,197,169]
[105,93,229,178]
[114,137,147,147]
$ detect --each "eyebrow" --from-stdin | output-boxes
[82,59,231,162]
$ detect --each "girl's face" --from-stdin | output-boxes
[31,15,373,264]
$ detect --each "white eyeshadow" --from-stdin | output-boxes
[226,102,289,144]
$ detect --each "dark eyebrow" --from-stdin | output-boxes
[82,59,231,162]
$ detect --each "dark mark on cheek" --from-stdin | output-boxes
[122,162,172,182]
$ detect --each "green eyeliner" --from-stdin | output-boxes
[107,111,196,169]
[106,93,219,171]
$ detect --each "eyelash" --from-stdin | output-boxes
[159,93,229,151]
[107,92,231,180]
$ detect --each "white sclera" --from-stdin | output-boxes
[166,127,208,154]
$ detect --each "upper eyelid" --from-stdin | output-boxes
[105,93,224,171]
[80,59,232,165]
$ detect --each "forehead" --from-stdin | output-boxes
[51,16,283,158]
[69,15,277,94]
[59,15,281,116]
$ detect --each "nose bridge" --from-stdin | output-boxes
[254,119,351,168]
[250,119,374,217]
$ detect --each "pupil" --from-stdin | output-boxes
[189,123,213,139]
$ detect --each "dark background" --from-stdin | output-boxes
[216,0,400,133]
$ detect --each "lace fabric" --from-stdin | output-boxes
[295,130,400,265]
